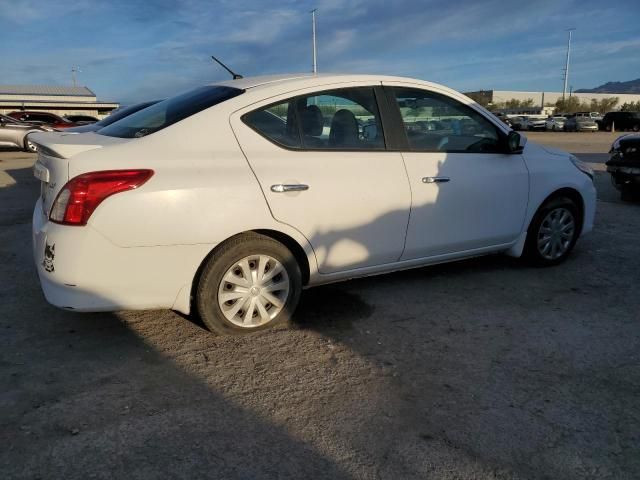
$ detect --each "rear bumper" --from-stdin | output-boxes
[32,199,214,314]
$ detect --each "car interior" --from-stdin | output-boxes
[245,87,503,153]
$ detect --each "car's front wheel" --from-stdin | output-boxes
[523,197,580,266]
[196,233,302,335]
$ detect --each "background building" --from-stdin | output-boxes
[0,85,119,118]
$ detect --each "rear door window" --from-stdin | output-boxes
[243,87,385,150]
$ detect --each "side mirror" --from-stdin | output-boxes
[506,131,523,154]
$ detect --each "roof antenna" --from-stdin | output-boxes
[210,55,243,80]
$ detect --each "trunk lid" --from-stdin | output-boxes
[29,132,131,216]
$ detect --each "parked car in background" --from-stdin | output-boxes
[509,116,526,131]
[601,111,640,132]
[545,116,566,131]
[520,117,547,131]
[30,73,595,335]
[564,115,598,132]
[492,112,512,128]
[573,112,603,130]
[0,114,49,152]
[7,111,77,130]
[606,133,640,201]
[574,112,602,122]
[64,114,99,125]
[64,101,161,133]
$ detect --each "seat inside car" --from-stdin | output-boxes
[329,109,359,148]
[300,105,324,147]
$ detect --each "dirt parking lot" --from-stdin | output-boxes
[1,132,639,479]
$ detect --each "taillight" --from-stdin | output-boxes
[49,170,153,226]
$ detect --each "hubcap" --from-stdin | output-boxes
[537,207,575,260]
[27,141,37,152]
[217,254,290,328]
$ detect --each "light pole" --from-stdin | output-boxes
[311,8,318,74]
[562,28,575,101]
[71,66,81,87]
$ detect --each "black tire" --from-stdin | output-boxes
[523,196,580,266]
[196,232,302,335]
[620,187,639,202]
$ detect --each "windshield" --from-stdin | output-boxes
[98,86,244,138]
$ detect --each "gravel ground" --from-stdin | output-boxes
[1,132,639,479]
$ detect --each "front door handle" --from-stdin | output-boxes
[270,184,309,193]
[422,176,450,184]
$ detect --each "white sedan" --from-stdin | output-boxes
[31,74,596,335]
[545,116,567,131]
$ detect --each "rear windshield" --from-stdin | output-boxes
[98,86,244,138]
[96,101,160,128]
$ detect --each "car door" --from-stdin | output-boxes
[231,85,411,274]
[382,83,529,260]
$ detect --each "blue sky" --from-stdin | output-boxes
[1,0,639,104]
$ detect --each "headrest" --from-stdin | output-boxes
[329,109,359,146]
[300,105,323,136]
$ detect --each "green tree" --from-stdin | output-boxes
[555,96,582,113]
[503,98,535,109]
[591,97,619,113]
[619,101,640,112]
[556,96,618,114]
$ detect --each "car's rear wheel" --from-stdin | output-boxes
[633,124,640,132]
[196,233,302,335]
[23,138,37,153]
[524,197,580,266]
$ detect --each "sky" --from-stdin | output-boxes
[0,0,639,104]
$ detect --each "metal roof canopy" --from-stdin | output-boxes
[0,85,96,97]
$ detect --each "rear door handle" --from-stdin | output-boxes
[422,176,450,184]
[270,184,309,193]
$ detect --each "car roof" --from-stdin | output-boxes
[11,111,57,115]
[211,73,460,96]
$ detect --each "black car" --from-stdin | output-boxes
[601,111,640,132]
[606,133,640,201]
[65,101,161,133]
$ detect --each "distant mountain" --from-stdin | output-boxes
[576,79,640,94]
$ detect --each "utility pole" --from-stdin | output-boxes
[562,28,575,101]
[71,66,81,87]
[311,8,318,74]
